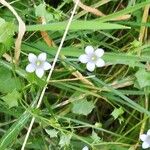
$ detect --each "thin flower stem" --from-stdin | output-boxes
[21,0,79,149]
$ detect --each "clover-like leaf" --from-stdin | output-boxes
[45,129,58,138]
[135,69,150,88]
[91,130,101,143]
[59,134,71,148]
[0,18,14,56]
[2,89,21,108]
[111,107,124,120]
[35,3,53,22]
[72,99,94,116]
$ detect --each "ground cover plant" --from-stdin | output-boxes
[0,0,150,149]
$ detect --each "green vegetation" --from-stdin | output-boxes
[0,0,150,149]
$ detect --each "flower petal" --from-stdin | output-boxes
[95,48,104,57]
[79,54,88,63]
[86,62,95,72]
[96,58,105,67]
[82,146,89,150]
[28,53,37,63]
[35,68,44,78]
[142,141,150,149]
[147,130,150,136]
[140,134,147,141]
[26,64,35,73]
[43,62,51,70]
[85,46,94,55]
[38,53,47,61]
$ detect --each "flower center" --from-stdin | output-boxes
[36,60,41,66]
[91,55,97,61]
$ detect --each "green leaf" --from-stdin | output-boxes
[0,18,14,55]
[103,53,144,68]
[35,3,53,22]
[0,59,26,79]
[45,129,58,138]
[2,89,21,108]
[72,99,95,116]
[0,67,21,93]
[59,134,71,148]
[135,69,150,88]
[111,107,124,120]
[91,130,101,143]
[99,0,150,22]
[0,111,31,149]
[26,21,130,31]
[0,92,39,149]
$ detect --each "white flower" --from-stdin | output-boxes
[26,53,51,78]
[79,46,105,72]
[82,146,89,150]
[140,129,150,149]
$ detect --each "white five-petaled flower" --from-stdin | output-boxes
[79,46,105,72]
[82,146,89,150]
[140,129,150,149]
[26,53,51,78]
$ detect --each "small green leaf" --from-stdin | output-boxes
[72,99,95,116]
[91,130,101,143]
[35,3,53,22]
[118,116,124,124]
[111,107,124,120]
[135,69,150,88]
[35,4,45,17]
[0,67,21,93]
[2,89,21,108]
[0,18,14,55]
[59,134,71,147]
[45,129,58,138]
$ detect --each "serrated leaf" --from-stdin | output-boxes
[72,99,94,116]
[59,134,71,147]
[0,67,21,93]
[111,107,124,120]
[0,17,14,55]
[45,129,58,138]
[2,89,21,108]
[135,69,150,88]
[35,3,53,22]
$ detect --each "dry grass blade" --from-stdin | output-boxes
[2,53,13,62]
[0,0,26,64]
[138,5,149,56]
[139,5,150,43]
[39,17,56,47]
[72,70,94,86]
[73,0,105,16]
[110,14,131,21]
[73,0,131,20]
